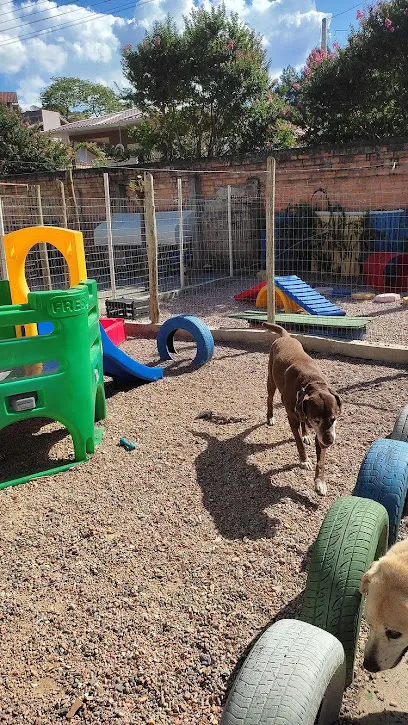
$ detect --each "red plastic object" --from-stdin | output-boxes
[99,317,127,345]
[363,252,408,293]
[234,281,266,301]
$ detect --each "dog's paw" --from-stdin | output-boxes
[300,458,313,471]
[302,435,313,445]
[314,477,327,496]
[267,417,275,427]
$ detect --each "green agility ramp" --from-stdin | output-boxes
[229,311,372,340]
[0,279,106,489]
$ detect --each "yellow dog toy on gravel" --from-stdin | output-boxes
[351,292,375,301]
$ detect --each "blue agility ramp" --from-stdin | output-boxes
[99,324,163,384]
[275,276,346,316]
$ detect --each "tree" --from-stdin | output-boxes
[299,0,408,143]
[122,5,296,159]
[274,65,304,129]
[275,66,301,107]
[41,77,124,121]
[0,105,70,175]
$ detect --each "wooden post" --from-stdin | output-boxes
[144,173,160,324]
[67,168,80,230]
[58,180,68,228]
[227,185,234,276]
[0,199,8,280]
[103,173,117,299]
[177,177,185,289]
[58,180,69,287]
[36,185,52,291]
[266,157,276,324]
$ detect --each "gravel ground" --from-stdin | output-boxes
[128,277,408,346]
[1,338,408,724]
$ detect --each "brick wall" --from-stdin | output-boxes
[2,138,408,213]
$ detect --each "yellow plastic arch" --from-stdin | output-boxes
[255,284,304,313]
[4,226,87,305]
[255,284,268,309]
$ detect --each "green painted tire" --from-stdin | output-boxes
[301,496,388,686]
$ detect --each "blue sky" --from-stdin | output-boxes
[0,0,365,109]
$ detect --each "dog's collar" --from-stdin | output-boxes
[295,386,308,417]
[295,382,321,416]
[296,388,306,405]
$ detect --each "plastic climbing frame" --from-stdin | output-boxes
[4,226,87,304]
[4,225,88,336]
[0,279,106,489]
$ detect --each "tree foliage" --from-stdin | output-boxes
[122,5,296,160]
[299,0,408,143]
[41,77,124,121]
[0,105,70,175]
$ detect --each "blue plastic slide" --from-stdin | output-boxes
[99,324,163,384]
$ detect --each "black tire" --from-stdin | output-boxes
[390,404,408,442]
[221,619,345,725]
[156,314,214,365]
[353,438,408,545]
[301,496,388,686]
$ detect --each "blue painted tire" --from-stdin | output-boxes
[157,315,214,366]
[354,438,408,544]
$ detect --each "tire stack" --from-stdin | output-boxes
[221,406,408,724]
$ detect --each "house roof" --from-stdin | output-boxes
[47,107,142,135]
[0,92,18,105]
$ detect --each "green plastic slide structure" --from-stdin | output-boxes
[0,279,106,489]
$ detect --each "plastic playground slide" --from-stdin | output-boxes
[99,324,163,384]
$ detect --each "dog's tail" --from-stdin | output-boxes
[263,323,289,337]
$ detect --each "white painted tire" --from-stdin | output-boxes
[391,404,408,443]
[373,293,400,303]
[221,619,346,725]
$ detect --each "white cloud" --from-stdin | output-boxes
[0,0,125,105]
[0,0,329,108]
[16,75,48,109]
[25,38,68,72]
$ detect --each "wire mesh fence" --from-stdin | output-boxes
[0,163,408,347]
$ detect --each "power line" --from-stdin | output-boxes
[0,0,154,48]
[0,0,117,33]
[0,0,83,25]
[331,3,363,19]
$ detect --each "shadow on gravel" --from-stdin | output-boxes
[337,713,407,724]
[0,418,72,484]
[193,423,318,540]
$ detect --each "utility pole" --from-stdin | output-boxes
[321,17,328,52]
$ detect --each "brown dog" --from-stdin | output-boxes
[264,323,341,495]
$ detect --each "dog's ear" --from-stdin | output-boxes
[360,560,380,594]
[330,390,342,412]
